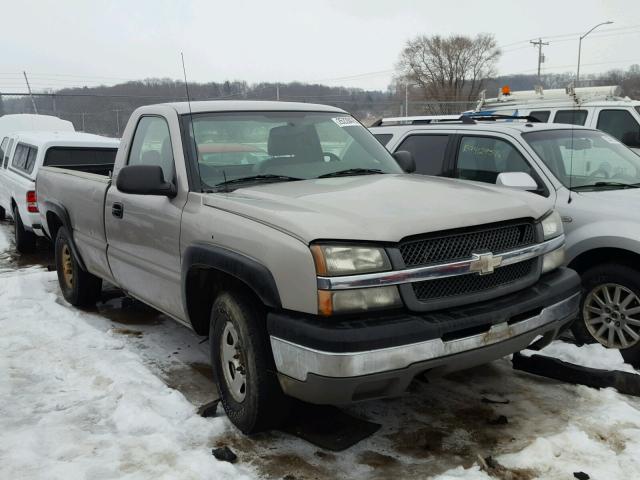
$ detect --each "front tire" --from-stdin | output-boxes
[55,227,102,306]
[13,206,36,254]
[209,290,290,433]
[572,263,640,367]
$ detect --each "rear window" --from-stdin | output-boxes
[553,110,588,126]
[43,147,117,167]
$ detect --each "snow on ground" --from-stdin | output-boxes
[523,340,639,374]
[2,220,640,479]
[0,269,254,480]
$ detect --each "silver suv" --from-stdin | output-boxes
[371,116,640,365]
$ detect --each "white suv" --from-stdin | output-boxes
[371,116,640,365]
[0,131,119,252]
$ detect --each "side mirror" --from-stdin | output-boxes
[116,165,176,197]
[392,150,416,173]
[495,172,538,191]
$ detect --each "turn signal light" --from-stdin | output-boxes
[26,191,38,213]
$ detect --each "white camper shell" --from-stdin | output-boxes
[0,131,119,252]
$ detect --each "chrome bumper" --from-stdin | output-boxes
[270,292,580,382]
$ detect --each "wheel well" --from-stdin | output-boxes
[568,247,640,275]
[46,212,64,241]
[184,267,263,336]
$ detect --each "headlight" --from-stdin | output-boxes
[310,244,391,276]
[541,210,563,240]
[542,246,565,274]
[318,286,402,316]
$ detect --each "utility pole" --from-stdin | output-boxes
[113,109,121,136]
[405,83,409,117]
[530,38,549,83]
[23,71,38,114]
[276,83,280,101]
[81,112,86,131]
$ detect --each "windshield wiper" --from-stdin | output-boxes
[571,181,640,191]
[212,174,303,190]
[318,168,384,178]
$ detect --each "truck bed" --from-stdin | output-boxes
[37,166,114,282]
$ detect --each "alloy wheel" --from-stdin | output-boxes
[583,283,640,349]
[220,321,247,402]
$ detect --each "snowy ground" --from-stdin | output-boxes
[2,220,640,479]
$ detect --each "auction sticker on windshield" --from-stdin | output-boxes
[332,116,360,127]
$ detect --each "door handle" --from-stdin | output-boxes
[112,202,124,219]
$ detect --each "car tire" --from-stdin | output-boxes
[55,227,102,306]
[572,263,640,367]
[209,290,290,434]
[13,206,36,254]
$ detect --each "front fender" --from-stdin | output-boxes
[565,219,640,264]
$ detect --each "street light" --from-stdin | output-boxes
[576,21,613,86]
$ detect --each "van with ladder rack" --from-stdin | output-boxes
[471,85,640,152]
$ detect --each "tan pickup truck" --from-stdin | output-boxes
[37,101,580,434]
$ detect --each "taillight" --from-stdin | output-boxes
[27,191,38,213]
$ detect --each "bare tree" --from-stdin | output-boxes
[396,33,501,113]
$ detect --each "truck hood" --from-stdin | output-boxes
[203,174,552,243]
[576,188,640,219]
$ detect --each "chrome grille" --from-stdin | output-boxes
[412,259,537,301]
[399,222,536,268]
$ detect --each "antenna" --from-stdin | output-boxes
[181,52,205,192]
[568,83,576,203]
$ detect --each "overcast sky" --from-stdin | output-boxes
[2,0,639,93]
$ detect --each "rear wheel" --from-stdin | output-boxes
[572,263,640,367]
[13,206,36,254]
[209,290,290,433]
[55,227,102,306]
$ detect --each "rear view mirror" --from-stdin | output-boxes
[495,172,537,191]
[116,165,176,197]
[392,151,416,173]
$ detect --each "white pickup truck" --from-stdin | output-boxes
[37,101,580,434]
[0,131,118,252]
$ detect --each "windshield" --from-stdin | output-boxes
[183,111,402,190]
[523,129,640,190]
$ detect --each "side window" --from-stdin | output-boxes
[0,137,7,161]
[373,134,393,146]
[396,135,449,176]
[24,147,38,174]
[554,110,588,126]
[529,111,550,122]
[597,109,640,147]
[455,136,534,184]
[12,145,28,170]
[3,139,14,169]
[128,116,175,182]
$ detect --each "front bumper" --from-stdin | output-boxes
[268,267,581,404]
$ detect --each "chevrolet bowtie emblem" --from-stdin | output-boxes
[469,252,502,275]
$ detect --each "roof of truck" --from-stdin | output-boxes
[11,131,120,149]
[160,100,347,115]
[369,121,595,136]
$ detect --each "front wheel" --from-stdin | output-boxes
[209,291,290,433]
[13,206,36,254]
[572,263,640,367]
[55,227,102,306]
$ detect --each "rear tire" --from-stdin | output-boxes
[13,206,36,254]
[209,290,290,433]
[55,227,102,306]
[571,263,640,368]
